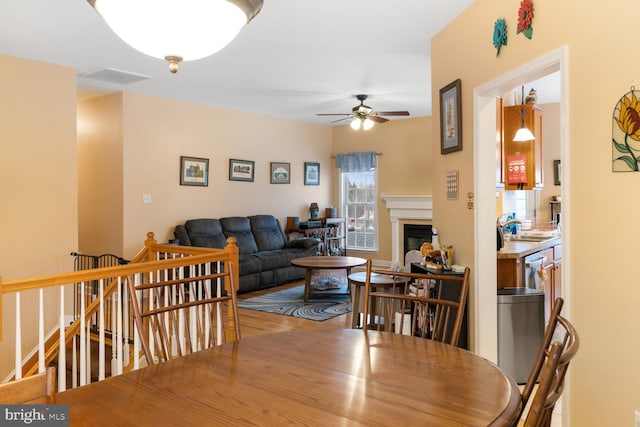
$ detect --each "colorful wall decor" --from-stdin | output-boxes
[612,87,640,171]
[492,18,507,56]
[517,0,534,39]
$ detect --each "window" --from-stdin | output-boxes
[341,170,377,251]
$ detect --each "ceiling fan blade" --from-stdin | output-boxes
[376,111,410,116]
[330,117,353,124]
[368,116,388,123]
[316,113,351,116]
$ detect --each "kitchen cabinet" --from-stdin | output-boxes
[497,240,562,322]
[503,104,543,190]
[542,244,562,320]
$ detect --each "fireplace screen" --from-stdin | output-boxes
[404,224,433,255]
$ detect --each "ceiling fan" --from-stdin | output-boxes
[317,94,410,129]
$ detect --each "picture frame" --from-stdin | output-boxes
[304,162,320,186]
[553,159,561,185]
[440,78,462,154]
[180,156,209,186]
[270,162,290,184]
[229,158,255,182]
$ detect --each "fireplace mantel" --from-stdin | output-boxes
[381,195,433,266]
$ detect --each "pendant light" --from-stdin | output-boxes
[87,0,263,73]
[512,85,536,141]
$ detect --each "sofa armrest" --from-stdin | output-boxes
[174,225,192,246]
[284,238,319,249]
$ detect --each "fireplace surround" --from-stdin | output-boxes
[381,195,433,265]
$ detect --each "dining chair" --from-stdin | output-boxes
[361,259,470,346]
[0,367,56,404]
[522,314,580,427]
[128,261,240,364]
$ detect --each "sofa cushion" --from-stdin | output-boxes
[238,254,261,276]
[284,238,318,249]
[220,217,259,255]
[249,215,287,251]
[183,219,227,249]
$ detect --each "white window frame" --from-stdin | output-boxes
[339,169,378,251]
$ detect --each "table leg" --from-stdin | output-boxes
[351,282,361,329]
[303,269,312,302]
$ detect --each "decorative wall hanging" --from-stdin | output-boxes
[229,158,255,182]
[612,87,640,171]
[304,162,320,186]
[440,79,462,154]
[517,0,534,39]
[180,156,209,186]
[493,18,507,56]
[270,162,291,184]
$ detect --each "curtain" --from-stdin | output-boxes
[335,151,377,172]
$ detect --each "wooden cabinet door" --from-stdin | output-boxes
[503,104,544,190]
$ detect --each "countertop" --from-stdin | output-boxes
[497,237,561,259]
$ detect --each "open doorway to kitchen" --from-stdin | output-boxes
[472,47,569,359]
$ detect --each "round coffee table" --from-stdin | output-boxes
[291,256,367,302]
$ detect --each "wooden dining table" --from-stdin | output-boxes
[40,329,521,426]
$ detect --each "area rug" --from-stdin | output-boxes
[237,285,352,321]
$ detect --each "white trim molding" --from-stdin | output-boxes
[381,195,433,265]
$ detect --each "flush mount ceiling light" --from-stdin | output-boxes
[513,85,536,141]
[87,0,263,73]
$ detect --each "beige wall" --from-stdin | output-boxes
[78,92,333,259]
[331,117,432,261]
[0,55,77,376]
[433,0,639,424]
[77,93,124,256]
[538,102,561,221]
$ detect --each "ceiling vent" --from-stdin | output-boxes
[79,67,152,85]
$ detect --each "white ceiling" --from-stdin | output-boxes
[0,0,478,125]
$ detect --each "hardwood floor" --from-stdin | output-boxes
[236,280,353,338]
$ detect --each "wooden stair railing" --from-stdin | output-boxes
[0,232,239,390]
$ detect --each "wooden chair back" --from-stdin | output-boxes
[0,367,56,404]
[523,314,579,427]
[518,297,566,420]
[128,261,240,364]
[361,260,470,346]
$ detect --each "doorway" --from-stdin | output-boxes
[472,46,569,361]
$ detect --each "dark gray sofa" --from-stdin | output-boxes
[173,215,319,294]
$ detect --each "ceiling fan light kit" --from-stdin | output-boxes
[87,0,263,73]
[317,94,410,130]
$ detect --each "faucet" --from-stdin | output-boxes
[496,215,522,250]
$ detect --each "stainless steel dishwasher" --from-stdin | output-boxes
[497,287,544,384]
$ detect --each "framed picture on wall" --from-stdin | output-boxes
[270,162,290,184]
[440,78,462,154]
[304,162,320,185]
[229,159,255,182]
[554,159,561,185]
[180,156,209,186]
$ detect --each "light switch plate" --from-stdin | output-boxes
[143,194,152,204]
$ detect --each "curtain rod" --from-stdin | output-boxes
[330,152,382,159]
